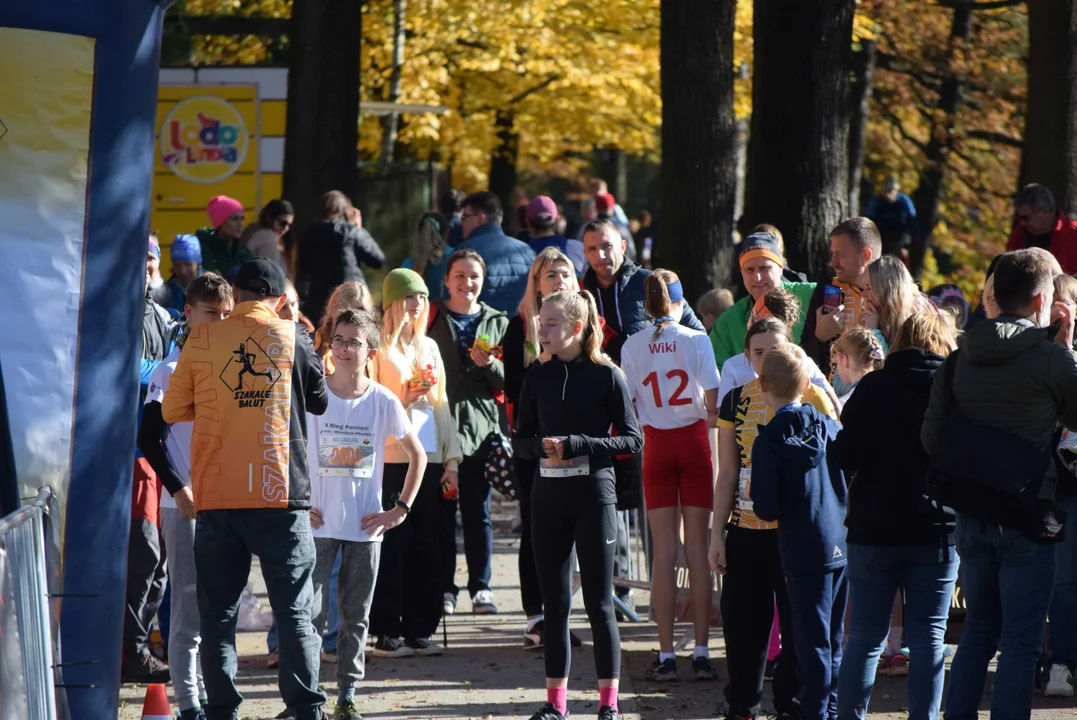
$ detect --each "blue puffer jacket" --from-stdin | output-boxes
[456,223,536,313]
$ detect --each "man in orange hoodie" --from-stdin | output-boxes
[1007,183,1077,274]
[163,258,329,720]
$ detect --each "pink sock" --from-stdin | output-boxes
[768,604,781,661]
[599,686,618,711]
[547,687,567,715]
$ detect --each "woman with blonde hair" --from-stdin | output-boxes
[369,268,462,658]
[502,247,579,648]
[835,309,959,720]
[514,289,643,720]
[403,212,453,301]
[863,255,930,348]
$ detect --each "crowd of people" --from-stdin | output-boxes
[124,178,1077,720]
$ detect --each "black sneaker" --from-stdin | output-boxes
[570,630,583,648]
[407,637,444,656]
[370,636,413,658]
[645,656,678,681]
[119,651,170,684]
[598,706,618,720]
[614,590,635,622]
[528,701,567,719]
[693,655,717,680]
[764,659,776,681]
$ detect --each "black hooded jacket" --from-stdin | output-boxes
[836,348,956,547]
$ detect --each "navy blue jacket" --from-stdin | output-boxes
[456,222,536,313]
[750,403,848,574]
[583,260,705,365]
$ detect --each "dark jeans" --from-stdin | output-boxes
[123,518,167,658]
[370,461,444,641]
[945,514,1055,720]
[721,526,799,718]
[787,567,848,720]
[1050,494,1077,668]
[516,458,544,617]
[443,455,493,598]
[194,508,325,720]
[838,544,959,720]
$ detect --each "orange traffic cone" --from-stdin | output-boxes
[140,683,172,720]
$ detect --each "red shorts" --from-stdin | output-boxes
[642,419,714,511]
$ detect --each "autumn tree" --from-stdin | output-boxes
[741,0,857,280]
[659,0,737,300]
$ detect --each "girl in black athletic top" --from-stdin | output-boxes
[513,289,643,720]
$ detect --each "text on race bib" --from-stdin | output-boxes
[540,455,590,478]
[319,433,376,479]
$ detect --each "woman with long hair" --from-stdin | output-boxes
[428,249,508,616]
[620,269,720,681]
[403,212,453,301]
[514,290,643,720]
[369,268,462,658]
[295,190,386,326]
[863,255,930,348]
[502,247,579,648]
[243,198,295,276]
[835,310,960,720]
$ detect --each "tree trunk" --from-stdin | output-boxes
[907,7,971,280]
[379,0,407,166]
[282,0,363,232]
[847,40,876,216]
[1021,0,1076,210]
[741,0,857,281]
[658,0,738,302]
[488,110,518,230]
[1065,0,1077,214]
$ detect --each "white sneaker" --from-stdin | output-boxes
[1046,664,1074,697]
[443,592,456,615]
[472,589,498,615]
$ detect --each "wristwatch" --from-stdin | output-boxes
[394,499,411,514]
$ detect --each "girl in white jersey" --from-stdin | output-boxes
[620,270,721,681]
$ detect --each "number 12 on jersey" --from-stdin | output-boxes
[642,369,691,408]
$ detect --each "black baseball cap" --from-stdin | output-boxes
[234,257,287,297]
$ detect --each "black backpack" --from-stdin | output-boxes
[926,350,1066,543]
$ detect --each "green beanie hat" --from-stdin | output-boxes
[382,268,429,309]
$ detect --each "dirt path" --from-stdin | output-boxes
[118,498,1077,719]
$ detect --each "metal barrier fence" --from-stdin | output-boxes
[0,487,57,720]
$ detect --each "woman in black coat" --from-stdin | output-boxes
[296,190,385,326]
[834,309,959,720]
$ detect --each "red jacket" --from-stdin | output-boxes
[1007,210,1077,274]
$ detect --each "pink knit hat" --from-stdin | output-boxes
[206,195,244,229]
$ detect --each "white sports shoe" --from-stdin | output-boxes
[1046,664,1074,698]
[443,592,457,615]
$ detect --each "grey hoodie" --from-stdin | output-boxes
[921,317,1077,500]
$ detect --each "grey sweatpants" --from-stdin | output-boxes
[312,538,381,687]
[161,507,205,711]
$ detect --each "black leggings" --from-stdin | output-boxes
[532,498,620,680]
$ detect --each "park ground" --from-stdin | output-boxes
[119,496,1077,720]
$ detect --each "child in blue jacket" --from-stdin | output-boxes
[750,343,849,720]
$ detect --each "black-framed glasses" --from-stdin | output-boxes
[461,211,482,220]
[331,337,368,352]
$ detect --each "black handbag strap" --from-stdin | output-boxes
[941,349,960,419]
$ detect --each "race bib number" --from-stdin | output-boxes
[319,433,375,478]
[737,466,754,512]
[540,455,590,478]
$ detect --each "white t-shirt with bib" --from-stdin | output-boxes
[306,381,412,542]
[144,348,191,510]
[621,323,721,429]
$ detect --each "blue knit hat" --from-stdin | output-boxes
[171,234,202,265]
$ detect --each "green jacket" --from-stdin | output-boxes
[709,280,817,369]
[428,302,509,458]
[922,317,1077,501]
[196,227,253,283]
